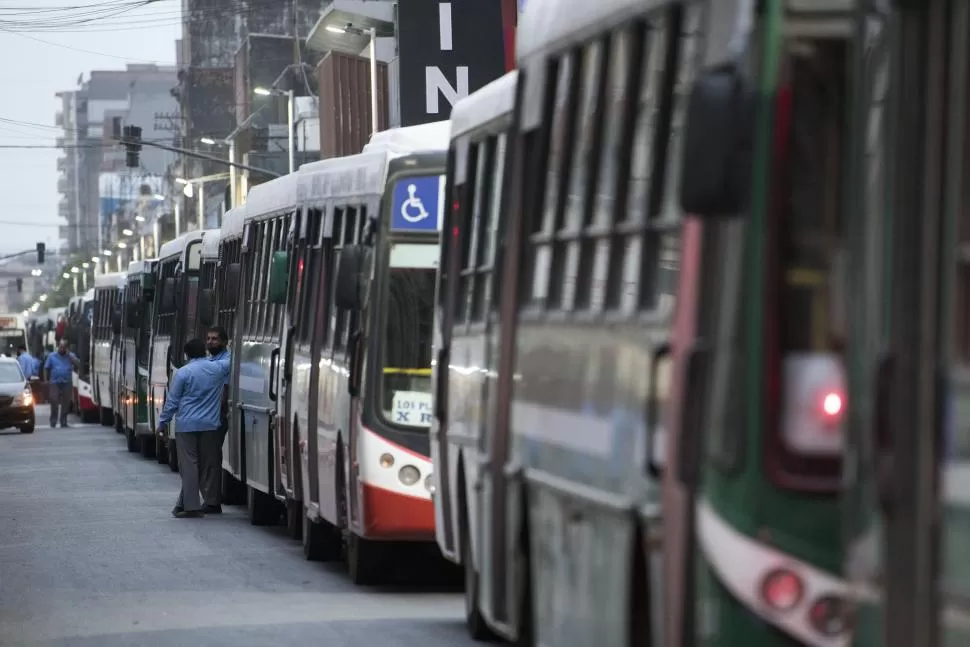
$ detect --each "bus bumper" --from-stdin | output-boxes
[360,483,435,541]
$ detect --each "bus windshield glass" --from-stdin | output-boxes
[0,331,26,357]
[378,243,437,430]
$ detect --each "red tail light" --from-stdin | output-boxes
[821,391,842,418]
[761,568,804,612]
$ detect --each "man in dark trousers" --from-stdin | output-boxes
[157,338,230,518]
[44,340,79,428]
[204,325,231,511]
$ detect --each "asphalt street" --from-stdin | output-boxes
[0,405,473,647]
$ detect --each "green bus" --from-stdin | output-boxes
[664,0,970,646]
[120,260,156,456]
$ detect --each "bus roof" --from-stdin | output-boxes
[127,258,155,275]
[360,121,451,155]
[158,229,204,261]
[222,203,247,240]
[517,0,654,61]
[94,271,125,290]
[450,71,518,138]
[296,124,451,207]
[244,173,299,224]
[201,228,221,259]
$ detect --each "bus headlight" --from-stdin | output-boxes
[379,453,395,468]
[398,465,420,486]
[424,474,435,494]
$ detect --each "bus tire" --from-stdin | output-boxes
[303,512,342,562]
[126,429,138,453]
[628,527,649,647]
[139,434,156,459]
[81,408,99,424]
[114,413,123,434]
[286,499,303,540]
[347,533,382,586]
[100,406,111,427]
[247,486,278,526]
[168,438,179,472]
[155,433,168,464]
[222,470,245,506]
[513,497,534,647]
[460,467,498,641]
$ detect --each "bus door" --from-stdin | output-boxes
[272,209,303,506]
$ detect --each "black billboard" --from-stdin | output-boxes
[397,0,507,126]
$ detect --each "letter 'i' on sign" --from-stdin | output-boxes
[425,2,470,115]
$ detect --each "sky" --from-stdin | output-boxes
[0,0,181,255]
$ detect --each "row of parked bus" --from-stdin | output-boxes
[48,0,970,645]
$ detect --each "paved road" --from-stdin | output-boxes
[0,406,473,647]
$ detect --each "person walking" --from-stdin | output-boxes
[16,345,36,379]
[157,338,230,518]
[44,340,79,428]
[204,326,231,511]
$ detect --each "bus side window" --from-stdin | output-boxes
[473,134,508,320]
[521,51,578,313]
[462,140,493,323]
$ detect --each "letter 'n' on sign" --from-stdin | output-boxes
[425,2,470,115]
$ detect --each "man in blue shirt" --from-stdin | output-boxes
[158,338,231,518]
[44,340,79,428]
[16,346,35,379]
[205,326,231,510]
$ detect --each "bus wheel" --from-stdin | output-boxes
[222,470,245,506]
[126,429,138,453]
[303,512,342,562]
[463,516,498,641]
[247,486,278,526]
[139,434,156,459]
[286,499,303,540]
[513,504,534,647]
[347,533,382,585]
[155,433,168,465]
[168,438,179,472]
[114,414,123,434]
[99,407,112,427]
[628,528,649,647]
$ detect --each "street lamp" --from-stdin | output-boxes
[253,85,295,174]
[62,272,69,279]
[91,256,99,263]
[200,137,216,145]
[81,262,89,269]
[39,294,47,302]
[70,267,79,274]
[117,241,127,249]
[122,228,134,236]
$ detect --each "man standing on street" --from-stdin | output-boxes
[44,340,79,428]
[16,345,36,379]
[205,326,231,511]
[158,338,230,518]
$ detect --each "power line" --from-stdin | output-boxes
[1,28,173,63]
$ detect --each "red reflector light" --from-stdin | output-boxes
[298,259,304,275]
[822,392,843,417]
[761,569,803,611]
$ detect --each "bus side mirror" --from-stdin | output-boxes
[111,309,122,335]
[161,277,176,312]
[268,251,289,305]
[199,289,215,326]
[679,64,756,218]
[335,246,363,311]
[225,263,241,307]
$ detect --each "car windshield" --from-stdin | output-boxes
[378,244,437,430]
[0,363,24,383]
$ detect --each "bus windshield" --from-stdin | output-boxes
[0,331,26,357]
[378,243,437,430]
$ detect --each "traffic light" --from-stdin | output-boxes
[36,242,45,264]
[15,278,22,293]
[123,125,142,168]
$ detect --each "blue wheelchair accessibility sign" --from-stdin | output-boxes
[391,175,442,232]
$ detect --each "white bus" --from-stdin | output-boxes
[68,290,97,422]
[0,313,29,358]
[434,0,695,643]
[149,230,206,465]
[92,272,126,427]
[429,69,518,637]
